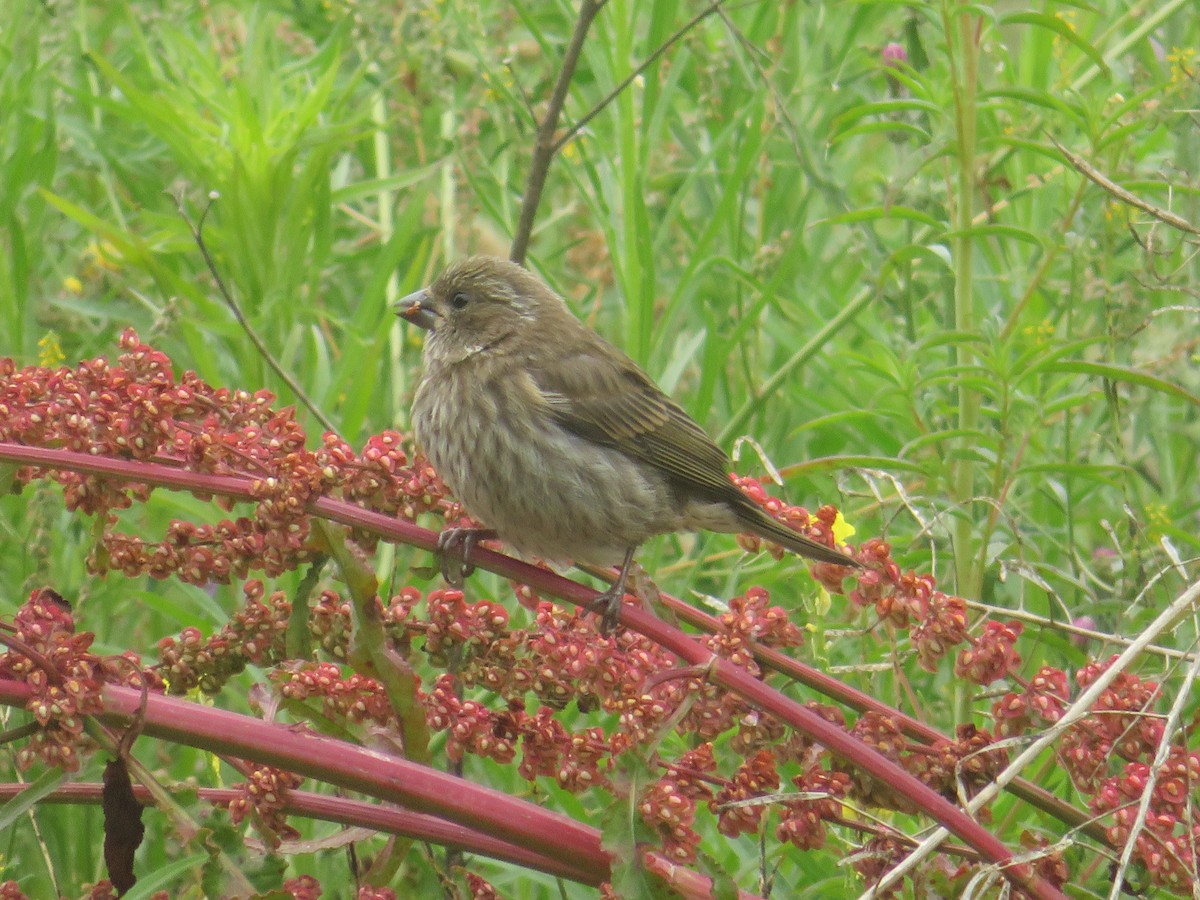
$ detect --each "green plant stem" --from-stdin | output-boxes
[315,519,431,765]
[945,2,982,604]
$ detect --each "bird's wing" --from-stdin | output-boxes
[528,342,738,500]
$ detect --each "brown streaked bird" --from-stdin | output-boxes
[396,256,858,632]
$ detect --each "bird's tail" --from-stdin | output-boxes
[740,504,859,568]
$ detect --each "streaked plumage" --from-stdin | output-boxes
[397,256,857,631]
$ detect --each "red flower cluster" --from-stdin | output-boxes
[0,588,159,771]
[0,330,451,587]
[730,475,846,562]
[156,580,289,693]
[847,538,972,672]
[227,763,305,849]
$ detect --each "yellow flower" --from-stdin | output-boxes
[1145,503,1170,541]
[63,275,84,296]
[1167,47,1197,88]
[38,332,65,367]
[831,511,856,544]
[82,241,123,278]
[1021,319,1054,344]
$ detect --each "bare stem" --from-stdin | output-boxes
[179,195,338,435]
[553,1,726,157]
[509,0,606,265]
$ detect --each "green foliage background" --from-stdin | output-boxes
[0,0,1197,895]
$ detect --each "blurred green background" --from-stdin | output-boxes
[1,0,1197,895]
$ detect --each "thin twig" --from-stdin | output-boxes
[961,596,1196,662]
[551,0,726,156]
[862,577,1200,898]
[509,0,607,265]
[1047,133,1200,236]
[178,193,338,435]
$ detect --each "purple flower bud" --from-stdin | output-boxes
[882,42,907,68]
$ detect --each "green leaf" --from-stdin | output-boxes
[1000,11,1111,76]
[0,767,68,831]
[1038,360,1200,407]
[820,206,944,229]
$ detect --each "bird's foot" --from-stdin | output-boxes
[435,527,497,588]
[584,546,640,635]
[585,585,629,636]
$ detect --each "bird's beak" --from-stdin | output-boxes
[394,288,439,331]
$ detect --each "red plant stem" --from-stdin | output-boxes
[0,633,62,685]
[0,781,595,884]
[657,592,1108,847]
[0,443,1063,897]
[0,684,766,900]
[0,677,609,881]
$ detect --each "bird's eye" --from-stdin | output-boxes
[450,292,469,310]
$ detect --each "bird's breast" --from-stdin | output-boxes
[411,360,680,566]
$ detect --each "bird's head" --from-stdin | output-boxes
[395,256,564,364]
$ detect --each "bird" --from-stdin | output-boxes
[395,256,858,632]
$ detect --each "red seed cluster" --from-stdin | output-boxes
[155,580,290,694]
[906,723,1008,800]
[0,330,451,587]
[705,586,803,671]
[1088,749,1200,888]
[954,619,1024,685]
[713,749,782,837]
[424,588,509,656]
[463,873,500,900]
[731,475,847,563]
[638,744,717,862]
[844,537,974,672]
[281,874,321,899]
[309,588,354,659]
[777,766,851,850]
[1054,656,1165,793]
[227,763,304,849]
[993,665,1070,737]
[848,711,917,813]
[0,588,159,772]
[849,836,908,897]
[273,662,395,728]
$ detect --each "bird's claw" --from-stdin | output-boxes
[435,527,496,588]
[585,586,627,635]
